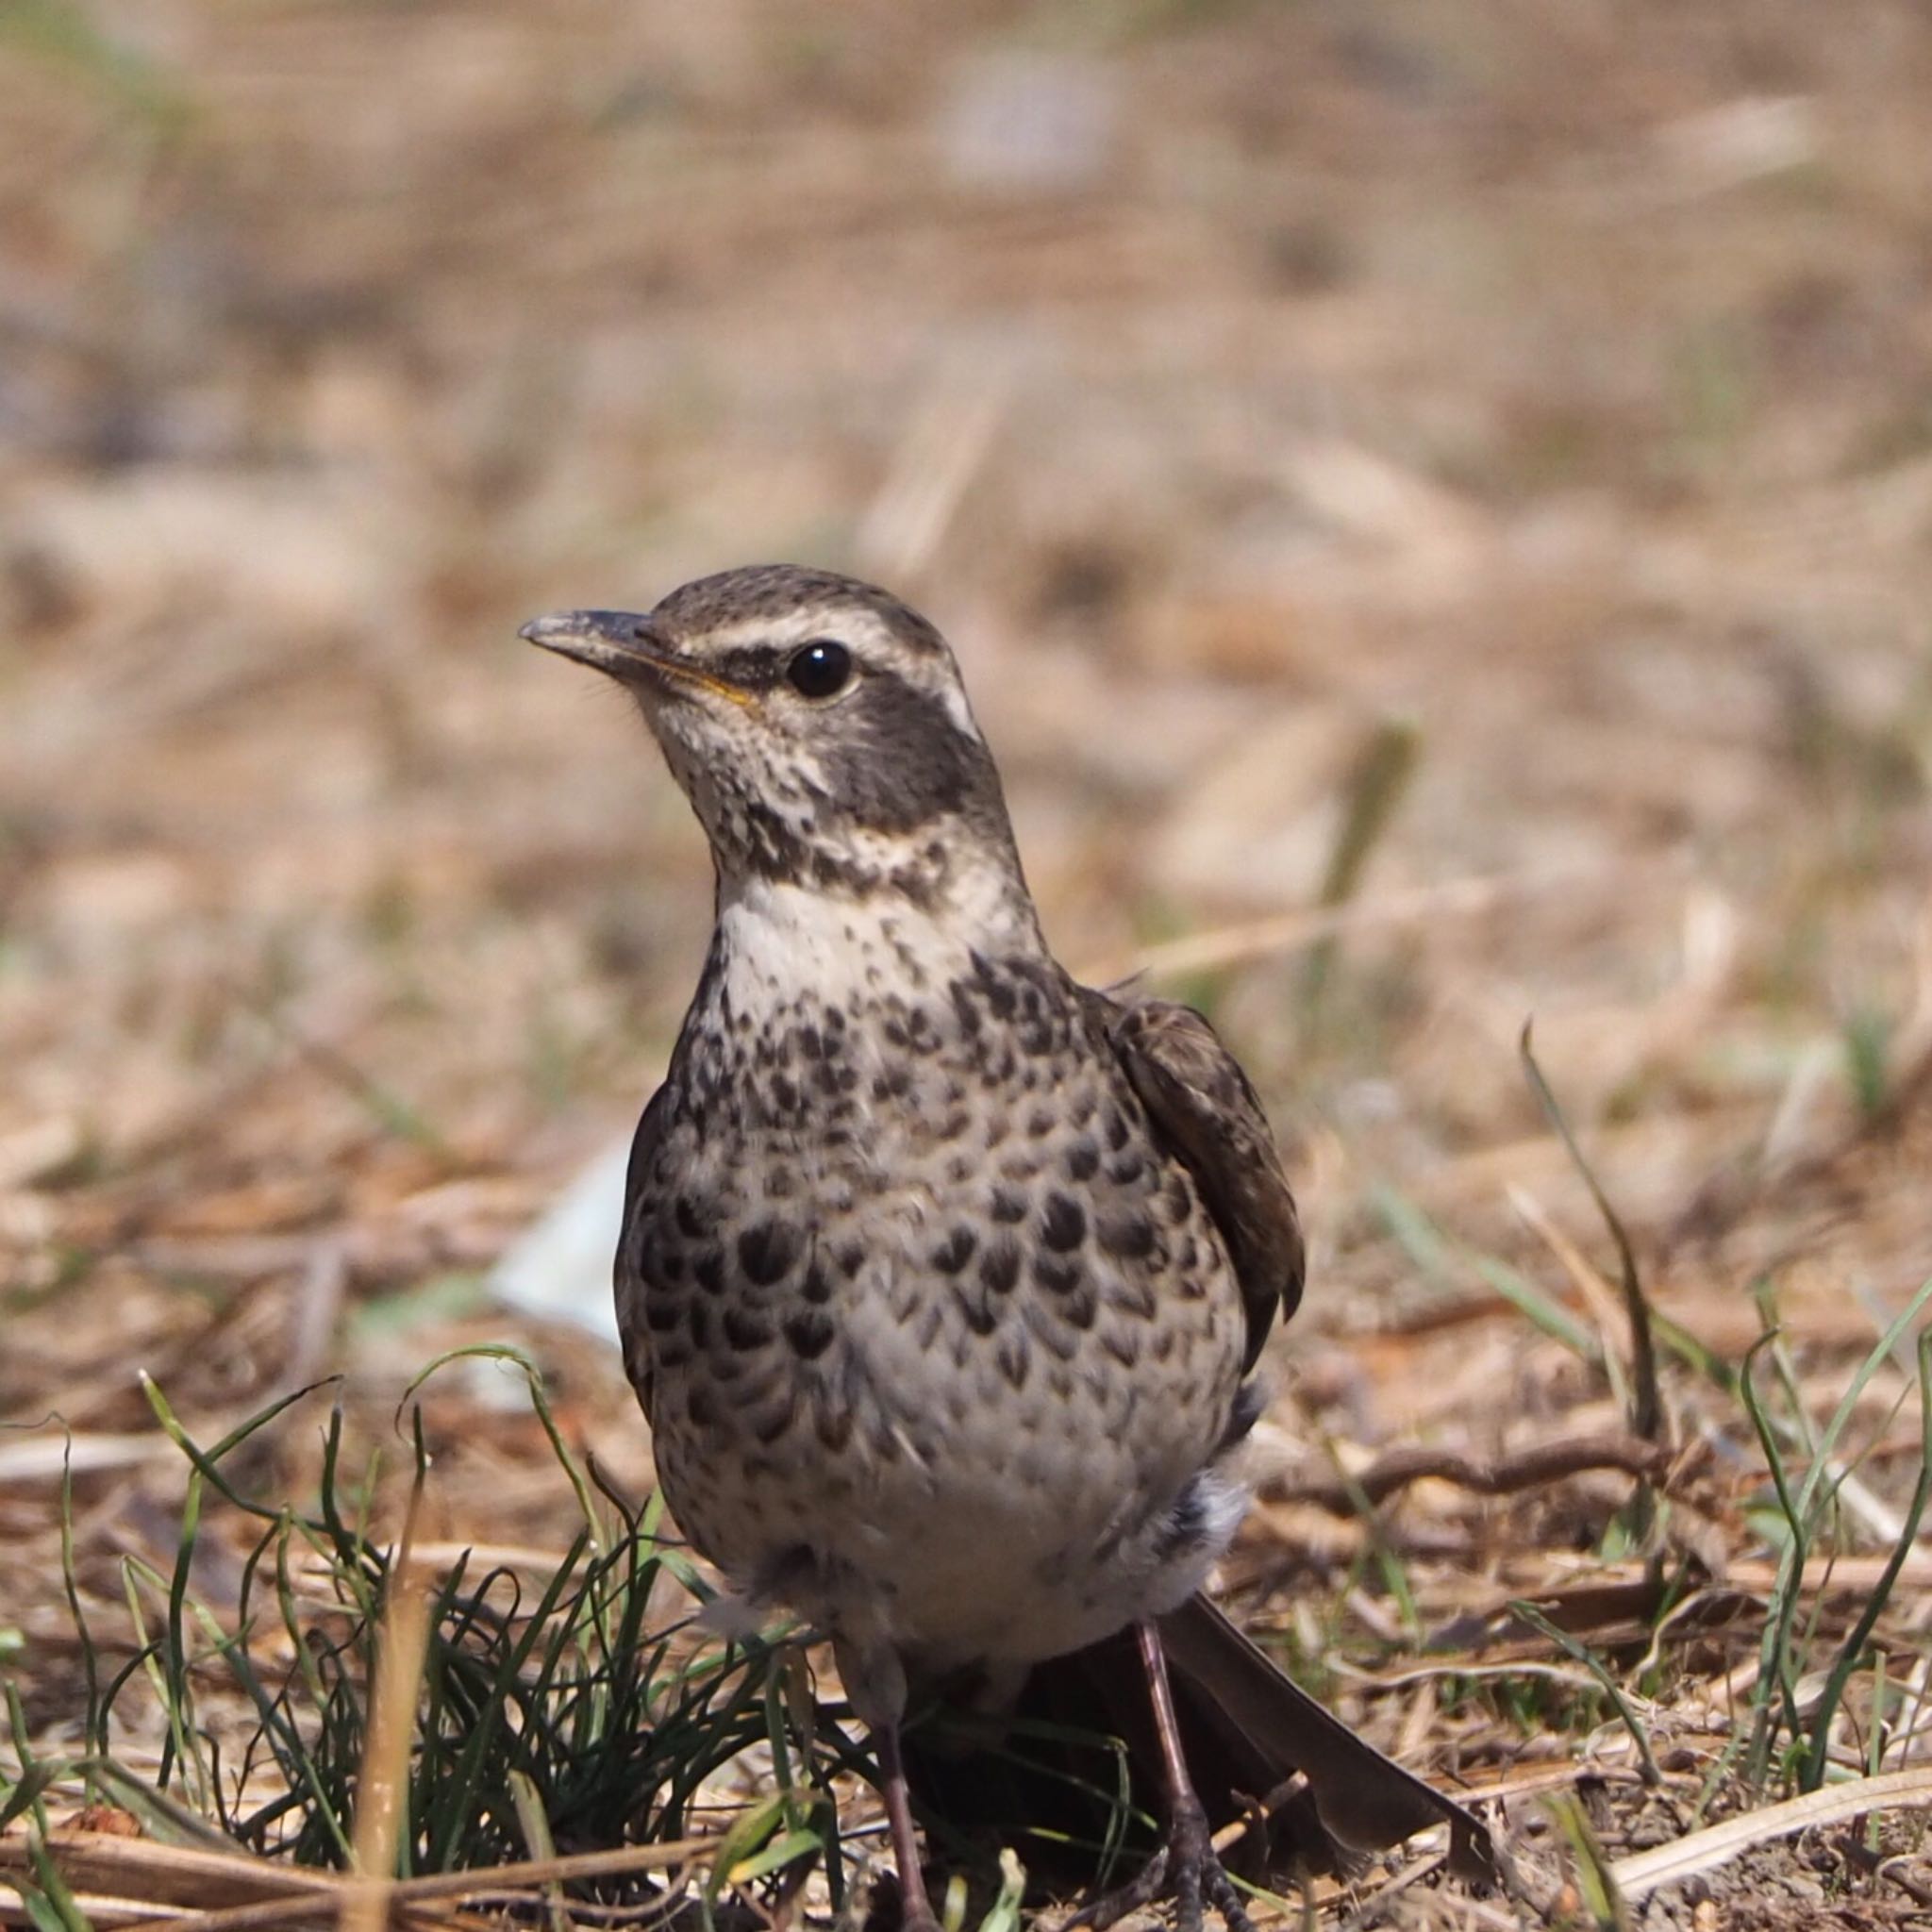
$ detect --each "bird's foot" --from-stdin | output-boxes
[1060,1797,1255,1932]
[871,1868,944,1932]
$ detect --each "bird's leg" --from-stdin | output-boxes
[835,1627,941,1932]
[1062,1622,1257,1932]
[874,1719,943,1932]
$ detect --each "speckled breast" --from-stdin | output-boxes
[616,946,1250,1663]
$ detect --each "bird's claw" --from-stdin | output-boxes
[1059,1800,1256,1932]
[1058,1846,1169,1932]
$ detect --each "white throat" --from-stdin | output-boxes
[712,861,1043,1016]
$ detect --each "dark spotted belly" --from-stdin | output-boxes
[613,951,1249,1655]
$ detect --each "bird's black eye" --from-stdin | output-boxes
[786,641,853,699]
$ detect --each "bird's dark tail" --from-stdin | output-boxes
[903,1592,1494,1894]
[1155,1594,1495,1881]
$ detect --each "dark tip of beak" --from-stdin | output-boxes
[520,609,670,681]
[521,608,755,708]
[518,610,642,649]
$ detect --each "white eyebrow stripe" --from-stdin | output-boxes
[677,607,987,744]
[699,610,848,655]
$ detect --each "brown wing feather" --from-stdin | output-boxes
[1086,991,1303,1371]
[615,1080,675,1425]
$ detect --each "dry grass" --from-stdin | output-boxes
[4,1,1932,1925]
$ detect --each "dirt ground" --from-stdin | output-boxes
[3,2,1931,1926]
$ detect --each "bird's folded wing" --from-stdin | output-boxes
[615,1080,676,1424]
[1086,991,1304,1368]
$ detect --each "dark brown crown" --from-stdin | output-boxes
[652,564,947,657]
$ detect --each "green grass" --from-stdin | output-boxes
[5,1261,1924,1924]
[1370,1038,1932,1821]
[1298,714,1421,1031]
[0,1339,1185,1929]
[0,1355,871,1924]
[1738,1284,1932,1795]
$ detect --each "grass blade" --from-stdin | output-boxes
[1509,1600,1662,1787]
[1800,1325,1932,1790]
[1519,1023,1663,1486]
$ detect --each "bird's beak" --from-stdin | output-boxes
[519,610,754,708]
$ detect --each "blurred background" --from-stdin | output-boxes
[4,0,1932,1865]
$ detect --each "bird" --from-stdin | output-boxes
[521,566,1493,1932]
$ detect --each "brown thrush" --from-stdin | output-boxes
[522,567,1492,1931]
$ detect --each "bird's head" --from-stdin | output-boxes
[523,565,1035,932]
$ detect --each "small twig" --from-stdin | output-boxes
[854,362,1009,582]
[450,1891,688,1927]
[1266,1431,1673,1515]
[286,1239,348,1394]
[1609,1765,1932,1902]
[1078,858,1650,987]
[1874,1853,1932,1909]
[1668,1030,1932,1255]
[0,1833,719,1924]
[236,988,447,1155]
[1335,1849,1445,1932]
[342,1462,434,1932]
